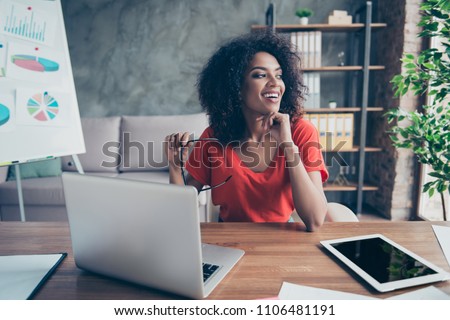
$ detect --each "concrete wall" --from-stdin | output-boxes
[61,0,363,117]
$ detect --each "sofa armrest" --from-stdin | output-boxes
[0,166,8,183]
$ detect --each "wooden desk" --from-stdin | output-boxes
[1,221,449,299]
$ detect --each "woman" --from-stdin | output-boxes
[165,31,328,231]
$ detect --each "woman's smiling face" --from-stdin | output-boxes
[240,51,285,117]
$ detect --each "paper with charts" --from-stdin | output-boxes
[0,0,57,46]
[15,88,70,127]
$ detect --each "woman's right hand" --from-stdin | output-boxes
[164,132,192,169]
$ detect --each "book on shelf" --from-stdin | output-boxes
[291,31,322,109]
[307,113,319,132]
[290,31,322,68]
[335,114,346,149]
[318,113,328,150]
[304,112,354,151]
[313,72,320,108]
[327,113,336,151]
[303,73,320,109]
[314,31,322,67]
[343,113,354,150]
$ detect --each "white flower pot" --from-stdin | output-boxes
[299,17,309,25]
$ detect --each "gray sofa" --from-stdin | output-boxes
[0,113,211,222]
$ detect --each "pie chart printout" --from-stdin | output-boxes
[27,92,59,121]
[11,55,59,72]
[0,103,10,126]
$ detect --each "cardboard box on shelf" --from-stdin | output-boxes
[332,10,348,17]
[327,10,353,25]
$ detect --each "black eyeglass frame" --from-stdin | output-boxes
[179,138,232,193]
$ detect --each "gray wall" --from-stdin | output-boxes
[62,0,363,117]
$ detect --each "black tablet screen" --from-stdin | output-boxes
[331,237,437,283]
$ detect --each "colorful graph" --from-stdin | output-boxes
[11,54,59,72]
[1,2,54,44]
[0,42,5,77]
[0,103,10,126]
[27,92,59,121]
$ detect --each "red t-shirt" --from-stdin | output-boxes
[185,118,328,222]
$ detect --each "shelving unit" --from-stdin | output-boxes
[254,2,386,214]
[251,23,387,32]
[303,66,385,71]
[323,182,378,192]
[304,107,384,113]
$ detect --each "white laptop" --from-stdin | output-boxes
[62,172,244,299]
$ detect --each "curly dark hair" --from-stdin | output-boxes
[197,31,306,144]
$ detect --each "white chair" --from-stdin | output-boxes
[290,202,359,223]
[207,201,359,222]
[325,202,359,222]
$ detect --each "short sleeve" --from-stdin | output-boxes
[292,118,329,182]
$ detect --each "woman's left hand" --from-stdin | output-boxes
[261,112,294,149]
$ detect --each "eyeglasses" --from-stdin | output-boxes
[179,138,232,193]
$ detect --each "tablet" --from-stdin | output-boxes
[320,234,450,292]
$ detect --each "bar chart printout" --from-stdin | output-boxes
[0,0,57,46]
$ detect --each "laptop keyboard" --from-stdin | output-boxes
[203,262,220,282]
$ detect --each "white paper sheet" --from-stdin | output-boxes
[278,282,450,300]
[0,253,65,300]
[432,225,450,267]
[0,0,58,46]
[278,282,378,300]
[388,286,450,300]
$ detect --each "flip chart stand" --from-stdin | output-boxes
[14,154,84,222]
[14,164,26,222]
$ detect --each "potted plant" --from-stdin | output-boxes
[386,0,450,220]
[296,8,313,25]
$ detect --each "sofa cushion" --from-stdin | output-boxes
[118,171,207,206]
[0,172,119,207]
[0,205,68,222]
[61,117,121,173]
[118,171,169,184]
[0,176,65,206]
[0,166,9,183]
[120,113,208,172]
[7,158,62,181]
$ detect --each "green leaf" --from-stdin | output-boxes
[400,131,410,139]
[391,74,403,83]
[401,86,409,96]
[423,182,433,193]
[426,22,439,32]
[389,135,399,142]
[429,172,444,178]
[439,0,450,11]
[418,55,425,65]
[437,182,447,193]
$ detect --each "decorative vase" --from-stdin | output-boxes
[299,17,309,25]
[328,101,337,109]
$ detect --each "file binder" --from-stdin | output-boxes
[0,253,67,300]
